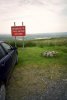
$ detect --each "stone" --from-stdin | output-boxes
[42,51,58,57]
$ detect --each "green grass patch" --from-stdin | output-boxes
[17,46,67,67]
[16,45,67,81]
[7,37,67,47]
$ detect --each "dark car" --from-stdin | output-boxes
[0,41,18,100]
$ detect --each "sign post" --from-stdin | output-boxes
[22,22,24,49]
[14,22,17,47]
[11,22,26,49]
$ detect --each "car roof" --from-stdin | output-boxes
[0,41,4,43]
[0,41,4,42]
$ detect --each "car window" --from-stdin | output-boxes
[1,43,11,53]
[0,45,6,60]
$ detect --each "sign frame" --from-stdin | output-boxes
[11,26,26,36]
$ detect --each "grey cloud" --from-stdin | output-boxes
[61,7,67,16]
[59,0,67,16]
[19,0,67,16]
[0,0,18,14]
[43,0,67,16]
[0,0,67,16]
[19,0,44,6]
[0,0,67,6]
[0,0,44,6]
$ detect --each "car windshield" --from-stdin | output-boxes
[1,43,11,53]
[0,45,5,59]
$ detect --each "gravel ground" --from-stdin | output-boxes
[6,64,67,100]
[6,79,67,100]
[19,80,67,100]
[42,80,67,100]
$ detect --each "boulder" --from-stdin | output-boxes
[42,51,58,57]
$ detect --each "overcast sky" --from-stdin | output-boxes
[0,0,67,34]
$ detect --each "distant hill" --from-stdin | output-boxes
[0,34,13,41]
[0,32,67,41]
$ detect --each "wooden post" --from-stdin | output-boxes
[14,22,17,47]
[22,22,24,49]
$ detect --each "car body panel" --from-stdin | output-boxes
[0,41,18,83]
[0,53,12,82]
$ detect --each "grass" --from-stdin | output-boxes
[7,37,67,47]
[18,46,67,67]
[6,38,67,100]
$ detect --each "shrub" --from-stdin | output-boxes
[25,41,36,47]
